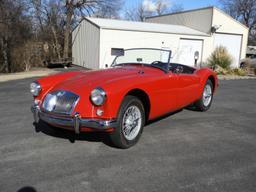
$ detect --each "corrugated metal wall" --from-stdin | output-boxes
[146,7,213,34]
[72,20,100,69]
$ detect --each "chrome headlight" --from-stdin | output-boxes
[30,81,41,96]
[90,87,106,106]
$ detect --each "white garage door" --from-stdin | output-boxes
[214,33,242,68]
[176,39,203,67]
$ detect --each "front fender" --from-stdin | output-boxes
[89,77,153,120]
[34,71,82,102]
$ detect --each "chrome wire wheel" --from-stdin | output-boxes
[203,84,212,107]
[122,105,142,141]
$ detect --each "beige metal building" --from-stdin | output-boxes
[72,7,248,69]
[146,6,249,68]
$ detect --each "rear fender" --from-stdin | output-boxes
[195,68,218,95]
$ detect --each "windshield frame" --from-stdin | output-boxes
[111,48,172,73]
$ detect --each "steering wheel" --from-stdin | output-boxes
[174,66,183,74]
[151,61,163,65]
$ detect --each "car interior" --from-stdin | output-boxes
[151,61,196,74]
[169,63,196,74]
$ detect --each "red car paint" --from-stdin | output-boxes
[34,65,218,131]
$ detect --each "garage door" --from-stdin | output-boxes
[176,39,203,67]
[214,33,242,68]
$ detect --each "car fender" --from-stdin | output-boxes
[195,67,218,96]
[35,71,82,101]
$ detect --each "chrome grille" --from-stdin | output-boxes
[42,90,79,115]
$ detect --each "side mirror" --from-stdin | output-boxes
[111,48,124,56]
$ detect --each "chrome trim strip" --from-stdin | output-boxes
[31,104,117,132]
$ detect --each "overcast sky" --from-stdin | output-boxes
[124,0,220,11]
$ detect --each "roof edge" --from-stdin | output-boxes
[84,17,210,37]
[83,17,101,29]
[146,6,214,19]
[72,17,101,32]
[99,27,210,37]
[146,6,248,30]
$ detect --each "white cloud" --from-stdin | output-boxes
[157,0,171,7]
[142,0,156,12]
[142,0,171,12]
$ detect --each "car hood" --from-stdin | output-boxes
[51,66,153,94]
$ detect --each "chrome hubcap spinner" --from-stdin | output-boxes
[203,84,212,107]
[122,105,142,141]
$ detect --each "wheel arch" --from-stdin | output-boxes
[208,75,215,90]
[125,89,151,122]
[207,74,219,93]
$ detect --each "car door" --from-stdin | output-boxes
[176,73,200,107]
[164,72,181,111]
[147,72,180,119]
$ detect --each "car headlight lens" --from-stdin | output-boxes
[30,81,41,96]
[42,94,57,112]
[90,88,106,106]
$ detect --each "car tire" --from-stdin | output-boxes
[194,79,213,112]
[110,96,145,149]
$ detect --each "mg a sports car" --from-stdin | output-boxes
[31,48,218,148]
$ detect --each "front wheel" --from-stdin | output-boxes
[194,80,213,111]
[110,96,145,149]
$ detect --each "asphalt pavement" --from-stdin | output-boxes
[0,77,256,192]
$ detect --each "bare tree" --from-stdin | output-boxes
[125,2,154,21]
[0,0,123,73]
[0,1,12,73]
[219,0,240,19]
[94,0,123,19]
[170,3,184,13]
[30,0,64,59]
[155,0,170,15]
[63,0,123,58]
[125,0,183,21]
[0,0,32,73]
[220,0,256,44]
[63,0,100,58]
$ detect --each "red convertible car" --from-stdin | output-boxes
[31,48,218,148]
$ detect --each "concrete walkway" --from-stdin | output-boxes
[0,69,57,82]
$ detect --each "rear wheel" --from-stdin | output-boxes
[110,96,145,149]
[194,80,213,111]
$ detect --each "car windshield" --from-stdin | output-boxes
[112,48,171,72]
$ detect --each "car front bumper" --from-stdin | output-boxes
[31,104,117,134]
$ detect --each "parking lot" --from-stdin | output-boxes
[0,78,256,192]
